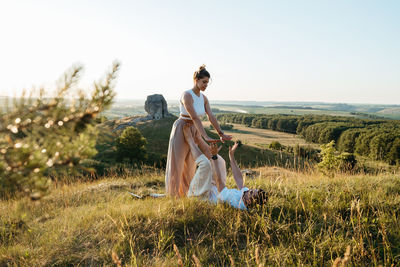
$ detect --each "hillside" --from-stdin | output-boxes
[95,116,314,170]
[1,167,399,266]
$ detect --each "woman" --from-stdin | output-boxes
[165,65,232,197]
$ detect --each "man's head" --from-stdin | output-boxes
[242,189,268,210]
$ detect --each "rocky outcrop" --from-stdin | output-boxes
[144,94,171,120]
[112,94,172,131]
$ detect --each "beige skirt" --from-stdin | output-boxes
[165,118,210,197]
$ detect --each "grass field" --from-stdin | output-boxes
[1,116,400,266]
[211,105,354,117]
[3,113,397,265]
[203,121,318,149]
[1,166,400,266]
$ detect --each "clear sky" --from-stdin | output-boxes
[0,0,399,104]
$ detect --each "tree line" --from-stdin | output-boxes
[215,114,400,165]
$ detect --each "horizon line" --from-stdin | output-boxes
[1,95,399,107]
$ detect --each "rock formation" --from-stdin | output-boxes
[144,94,170,120]
[113,94,171,131]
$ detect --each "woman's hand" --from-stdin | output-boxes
[219,133,232,142]
[204,136,221,143]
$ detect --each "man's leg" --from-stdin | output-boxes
[183,124,213,198]
[189,126,213,160]
[183,124,203,160]
[211,155,227,192]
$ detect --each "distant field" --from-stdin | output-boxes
[100,102,400,120]
[211,105,354,117]
[203,121,318,149]
[4,96,398,119]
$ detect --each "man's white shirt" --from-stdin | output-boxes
[210,186,249,210]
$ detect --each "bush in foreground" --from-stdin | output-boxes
[0,62,120,199]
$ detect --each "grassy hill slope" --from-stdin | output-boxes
[95,116,313,170]
[1,168,399,266]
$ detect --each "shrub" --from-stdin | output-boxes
[116,126,147,165]
[337,152,357,172]
[318,141,357,175]
[318,141,339,175]
[210,124,233,131]
[220,124,234,130]
[269,141,283,150]
[293,144,320,161]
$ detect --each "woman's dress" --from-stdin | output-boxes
[165,89,210,197]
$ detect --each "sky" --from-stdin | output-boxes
[0,0,399,105]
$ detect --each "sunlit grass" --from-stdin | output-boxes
[1,167,400,266]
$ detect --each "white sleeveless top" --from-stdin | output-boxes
[180,89,206,117]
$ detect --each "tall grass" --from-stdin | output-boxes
[1,167,400,266]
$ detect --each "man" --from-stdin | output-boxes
[183,124,268,210]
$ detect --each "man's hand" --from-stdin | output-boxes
[210,142,222,156]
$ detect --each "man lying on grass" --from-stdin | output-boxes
[183,124,268,210]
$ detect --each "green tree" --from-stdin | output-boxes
[337,128,363,153]
[116,126,147,164]
[387,138,400,165]
[0,62,120,199]
[369,132,396,161]
[318,141,339,175]
[355,131,377,156]
[318,141,357,175]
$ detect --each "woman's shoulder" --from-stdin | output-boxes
[181,90,194,103]
[182,89,192,98]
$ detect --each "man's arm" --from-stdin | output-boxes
[229,142,244,190]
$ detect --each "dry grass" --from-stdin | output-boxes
[1,167,400,266]
[203,122,318,149]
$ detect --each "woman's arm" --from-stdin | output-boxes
[182,92,219,143]
[204,95,232,142]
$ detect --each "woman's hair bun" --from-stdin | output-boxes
[193,64,210,80]
[199,64,206,71]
